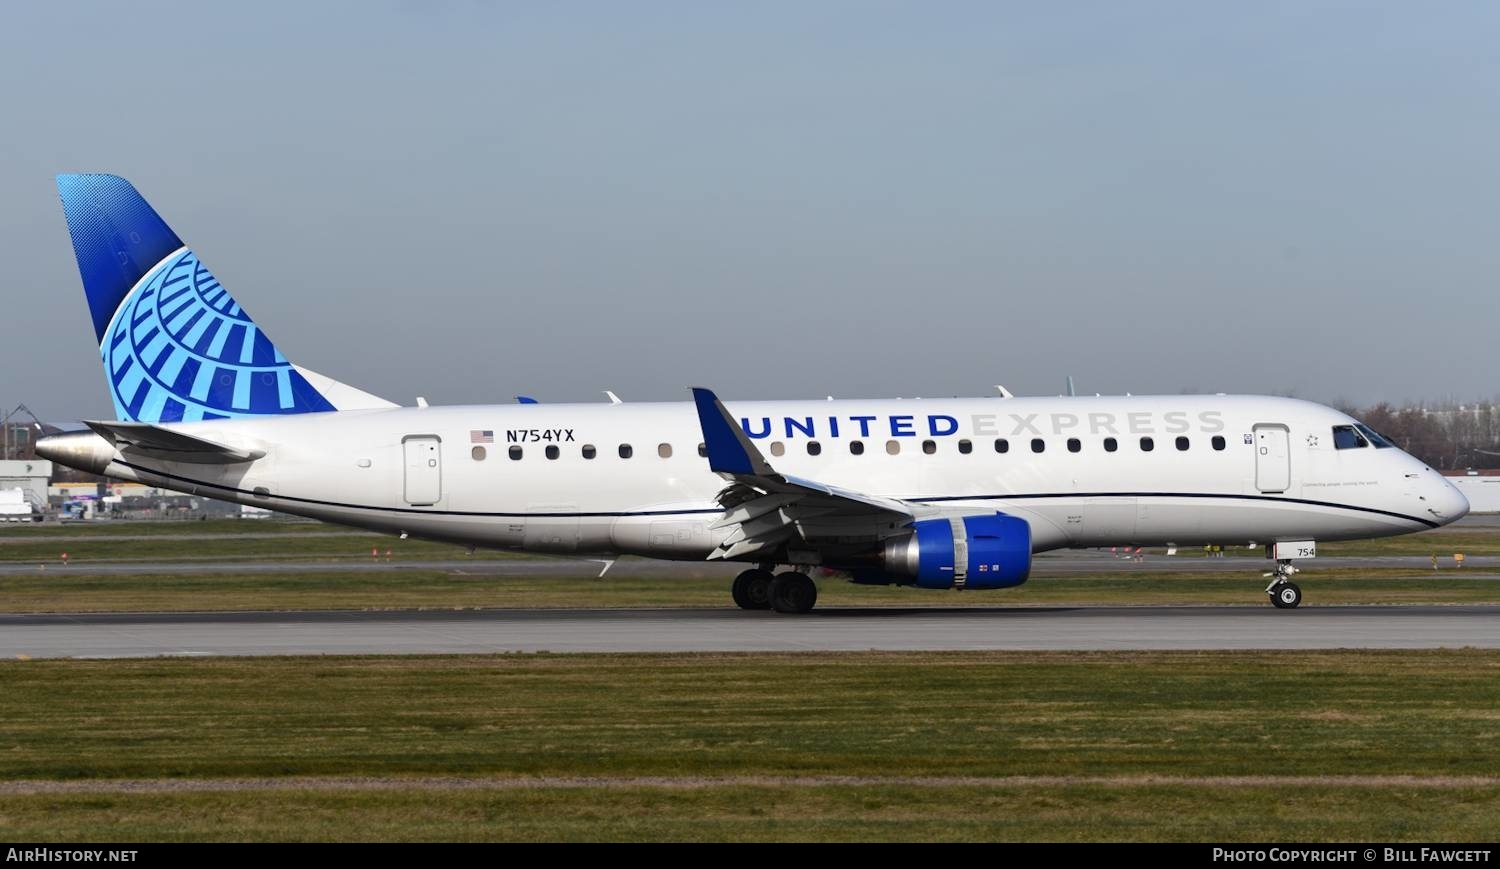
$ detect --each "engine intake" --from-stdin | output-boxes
[858,513,1031,589]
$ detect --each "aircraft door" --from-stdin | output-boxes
[403,436,442,505]
[1253,424,1291,493]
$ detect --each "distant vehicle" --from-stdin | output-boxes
[0,488,41,522]
[58,497,97,521]
[38,174,1469,611]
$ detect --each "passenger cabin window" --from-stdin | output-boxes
[658,443,673,459]
[471,446,487,461]
[1031,438,1045,453]
[807,441,822,456]
[698,443,708,457]
[769,441,786,457]
[618,444,633,459]
[1175,436,1189,451]
[1067,438,1081,453]
[1140,437,1154,452]
[1211,436,1225,451]
[582,444,597,459]
[995,439,1010,454]
[922,440,937,455]
[1104,437,1118,453]
[958,439,972,455]
[850,440,865,455]
[886,440,901,455]
[545,445,560,460]
[1332,425,1368,450]
[509,446,523,460]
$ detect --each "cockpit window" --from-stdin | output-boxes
[1332,425,1368,450]
[1355,423,1395,448]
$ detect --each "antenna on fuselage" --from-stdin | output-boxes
[1066,376,1076,397]
[604,390,622,405]
[994,385,1014,399]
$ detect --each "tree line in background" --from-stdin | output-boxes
[1335,400,1500,471]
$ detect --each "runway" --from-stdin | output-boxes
[2,605,1494,658]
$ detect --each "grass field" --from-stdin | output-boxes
[1,650,1495,841]
[2,522,1495,841]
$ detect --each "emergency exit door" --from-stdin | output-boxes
[403,436,442,505]
[1253,424,1290,493]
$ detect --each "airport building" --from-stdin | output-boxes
[0,459,53,519]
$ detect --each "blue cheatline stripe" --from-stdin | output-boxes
[107,460,1440,527]
[910,491,1440,529]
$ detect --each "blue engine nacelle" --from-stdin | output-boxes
[857,513,1032,590]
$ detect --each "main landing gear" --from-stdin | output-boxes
[1264,559,1303,609]
[732,567,818,614]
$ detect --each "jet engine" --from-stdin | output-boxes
[852,513,1032,589]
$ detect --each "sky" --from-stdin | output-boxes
[1,1,1496,421]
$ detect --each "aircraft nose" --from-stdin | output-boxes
[1426,473,1470,525]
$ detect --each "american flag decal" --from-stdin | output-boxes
[470,430,494,443]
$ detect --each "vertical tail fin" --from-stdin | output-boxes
[57,174,389,422]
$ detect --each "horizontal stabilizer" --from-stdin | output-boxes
[85,420,265,464]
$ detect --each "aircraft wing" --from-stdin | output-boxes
[85,420,266,465]
[691,388,914,560]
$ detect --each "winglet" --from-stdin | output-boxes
[690,387,775,477]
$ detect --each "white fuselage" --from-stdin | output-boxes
[79,394,1467,560]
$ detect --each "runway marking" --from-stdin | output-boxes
[2,774,1494,795]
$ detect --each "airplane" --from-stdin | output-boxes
[36,174,1470,613]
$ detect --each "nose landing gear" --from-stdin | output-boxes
[1264,559,1302,609]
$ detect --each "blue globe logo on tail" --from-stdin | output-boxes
[102,249,334,422]
[58,174,334,423]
